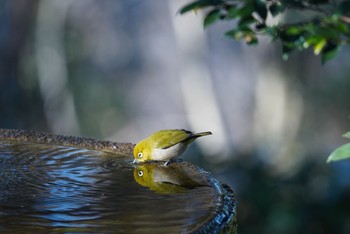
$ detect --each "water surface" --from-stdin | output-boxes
[0,141,216,233]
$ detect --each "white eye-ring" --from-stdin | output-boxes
[138,170,143,177]
[138,152,143,158]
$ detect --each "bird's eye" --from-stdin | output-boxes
[138,170,143,177]
[138,152,143,158]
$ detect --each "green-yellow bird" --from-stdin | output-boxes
[133,129,212,164]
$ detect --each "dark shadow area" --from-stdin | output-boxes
[194,153,350,234]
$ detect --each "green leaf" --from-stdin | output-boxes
[237,4,254,17]
[316,27,340,40]
[321,43,339,64]
[204,9,221,28]
[253,0,268,20]
[179,0,209,14]
[246,34,258,45]
[343,132,350,139]
[226,5,240,18]
[334,21,349,34]
[327,143,350,163]
[303,35,323,48]
[238,15,256,27]
[313,38,327,55]
[269,2,285,16]
[286,26,304,35]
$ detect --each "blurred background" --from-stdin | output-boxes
[1,0,350,233]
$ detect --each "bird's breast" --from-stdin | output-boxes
[152,143,186,161]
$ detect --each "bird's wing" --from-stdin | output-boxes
[154,129,192,149]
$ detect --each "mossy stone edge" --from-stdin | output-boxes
[0,128,134,156]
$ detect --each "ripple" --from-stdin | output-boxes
[0,140,233,233]
[0,141,109,220]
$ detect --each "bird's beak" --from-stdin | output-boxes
[132,159,138,164]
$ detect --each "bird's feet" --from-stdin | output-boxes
[163,158,183,166]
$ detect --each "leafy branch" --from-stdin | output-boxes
[180,0,350,63]
[180,0,350,162]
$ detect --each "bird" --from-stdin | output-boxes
[133,129,212,165]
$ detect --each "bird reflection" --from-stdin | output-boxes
[133,163,204,194]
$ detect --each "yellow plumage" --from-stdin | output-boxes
[133,129,212,163]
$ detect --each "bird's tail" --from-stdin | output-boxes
[194,131,212,138]
[184,131,212,144]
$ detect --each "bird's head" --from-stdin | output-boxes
[133,140,152,163]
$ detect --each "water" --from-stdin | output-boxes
[0,140,220,233]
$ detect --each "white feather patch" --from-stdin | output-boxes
[152,143,187,161]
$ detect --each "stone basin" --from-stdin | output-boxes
[0,129,237,233]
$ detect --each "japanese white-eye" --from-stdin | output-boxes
[133,129,212,164]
